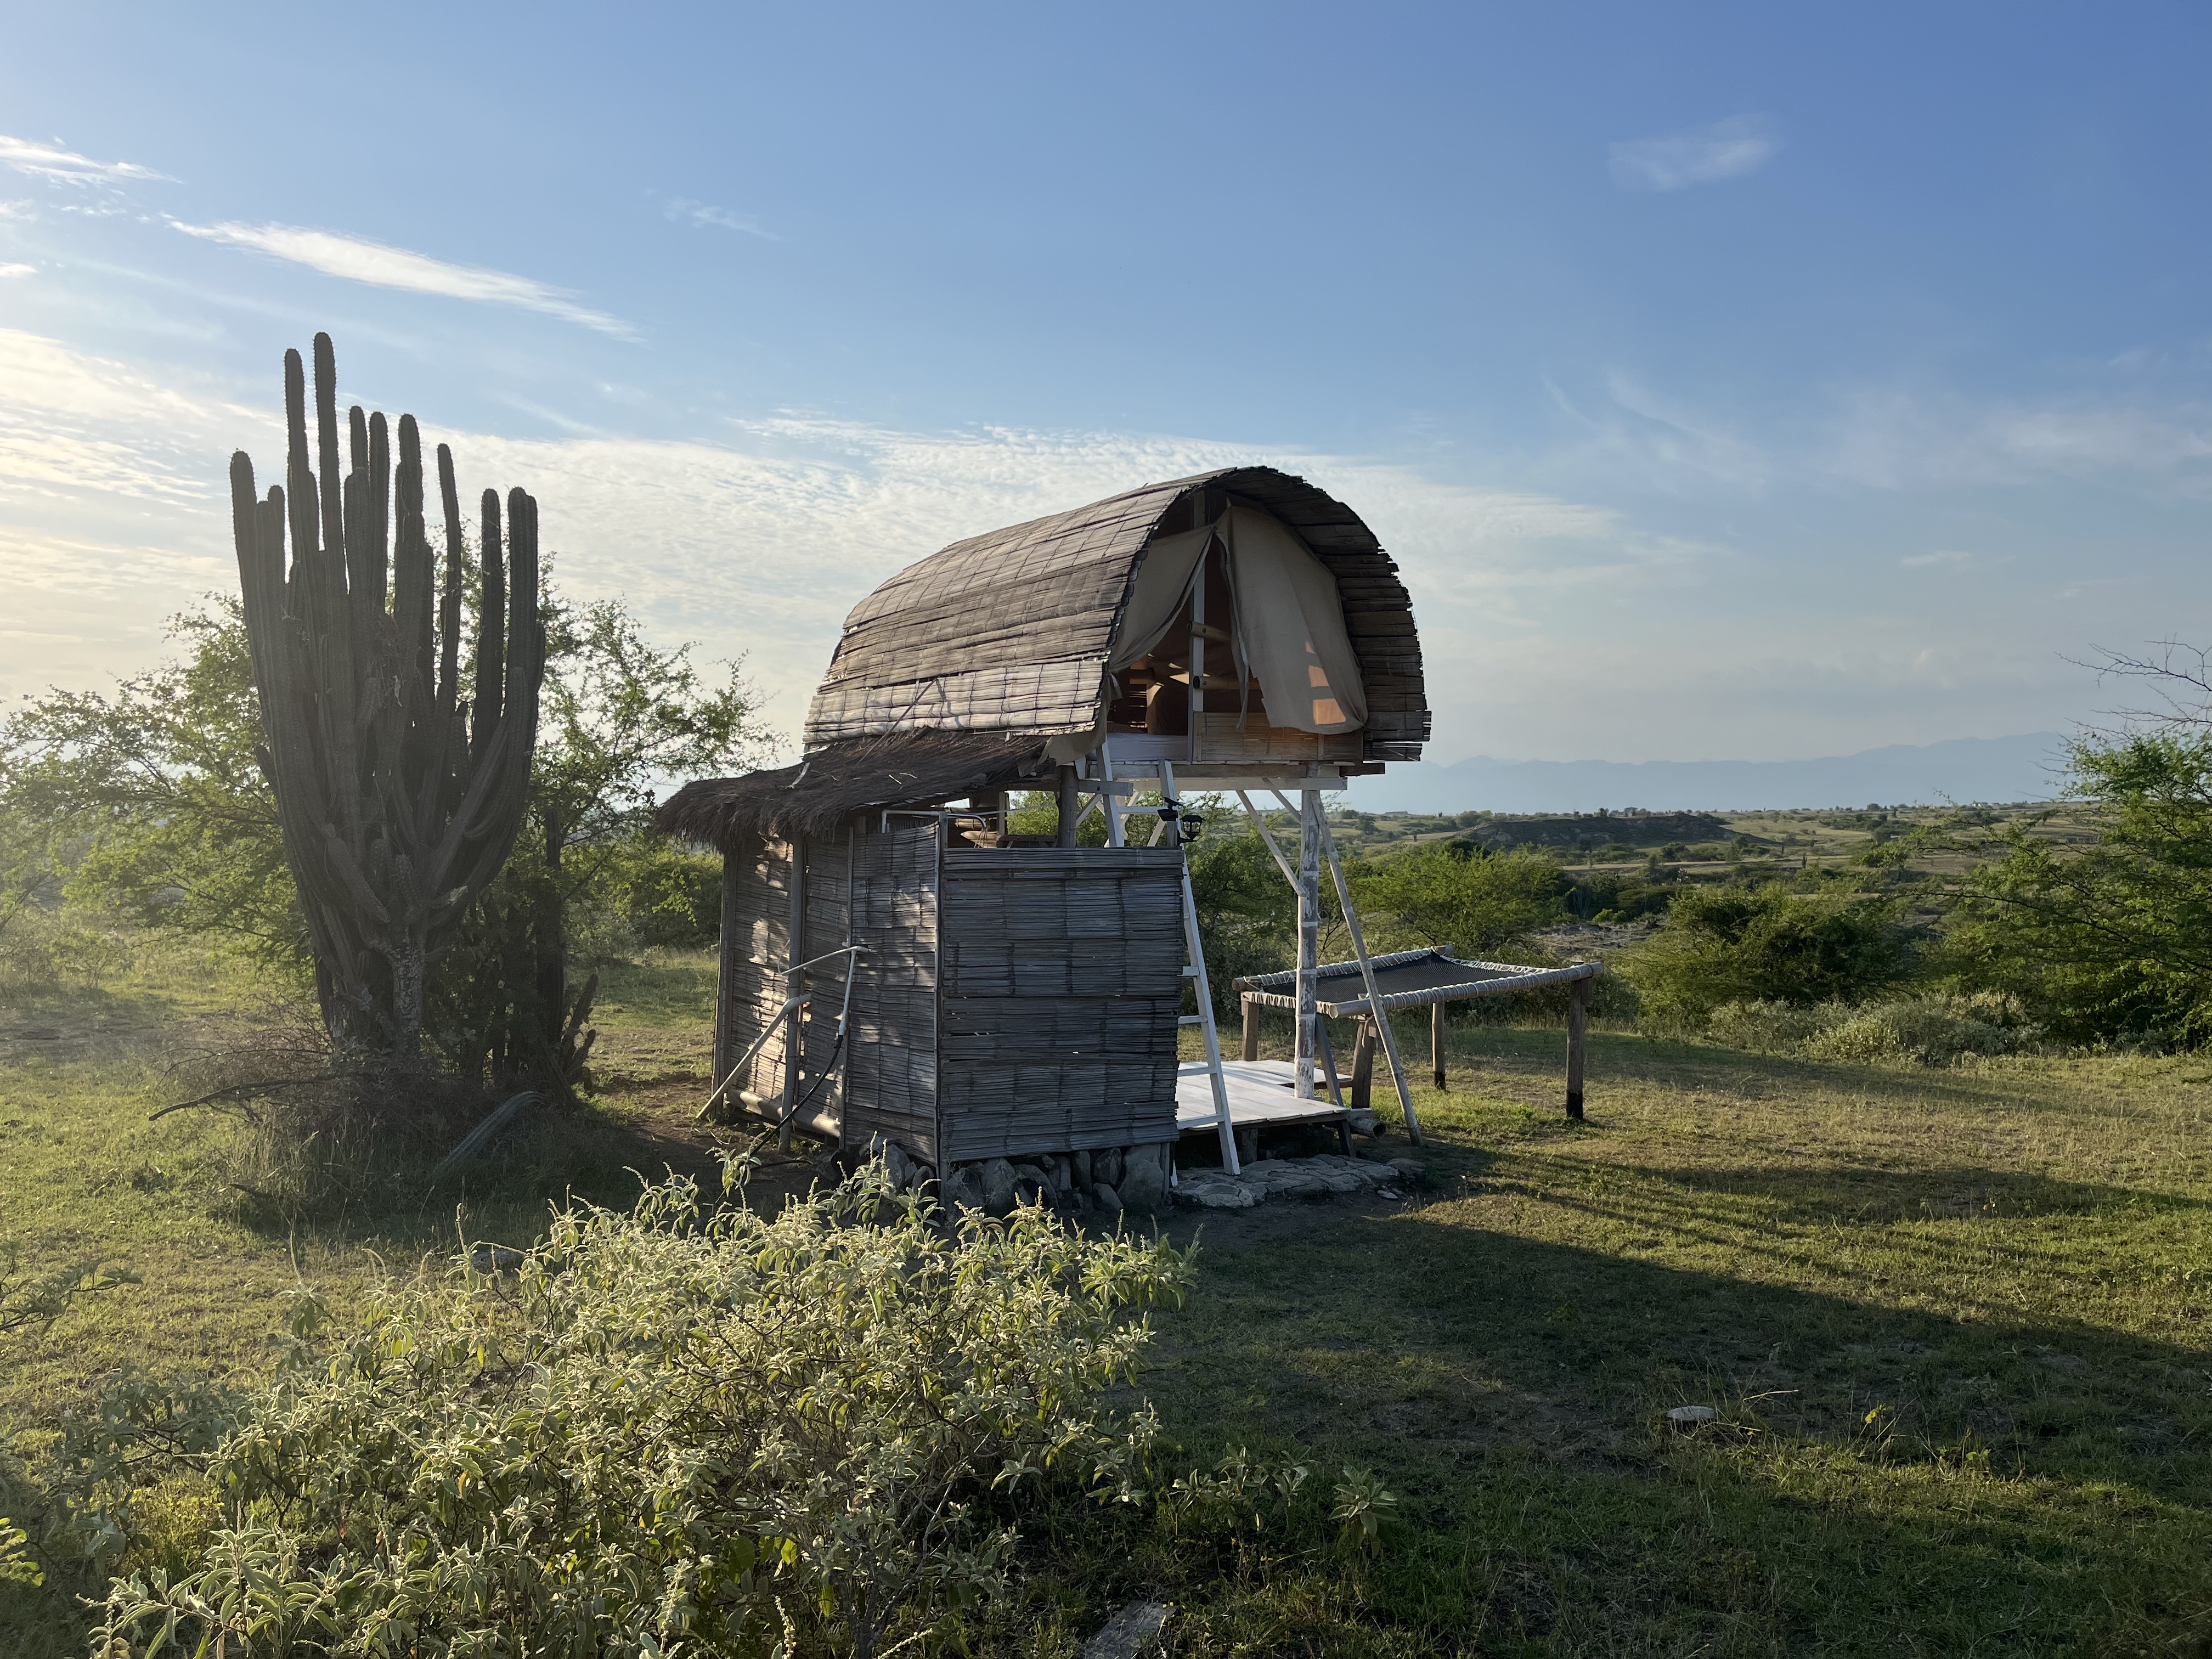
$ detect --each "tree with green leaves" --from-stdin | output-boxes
[0,589,759,1086]
[1627,881,1918,1030]
[1945,730,2212,1045]
[1345,840,1570,958]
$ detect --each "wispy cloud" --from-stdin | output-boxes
[664,197,775,239]
[0,134,170,187]
[1901,549,1977,569]
[1610,116,1778,193]
[1539,373,1771,493]
[1821,386,2212,490]
[0,263,31,279]
[170,221,636,337]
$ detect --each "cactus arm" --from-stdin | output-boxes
[393,416,433,702]
[364,409,391,618]
[308,336,364,855]
[471,487,506,765]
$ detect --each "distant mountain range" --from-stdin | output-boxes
[1341,733,2070,815]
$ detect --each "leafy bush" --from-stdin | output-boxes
[1704,992,2038,1065]
[1187,826,1299,1015]
[1347,842,1568,957]
[1565,867,1677,924]
[1626,882,1918,1030]
[60,1159,1188,1659]
[1947,730,2212,1046]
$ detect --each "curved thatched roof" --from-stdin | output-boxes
[802,465,1427,761]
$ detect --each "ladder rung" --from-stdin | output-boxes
[1177,1014,1204,1024]
[1177,1061,1216,1073]
[1181,966,1199,978]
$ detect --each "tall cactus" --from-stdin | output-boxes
[228,333,545,1055]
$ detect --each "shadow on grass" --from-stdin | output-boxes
[1497,1156,2203,1224]
[1148,1204,2212,1651]
[218,1088,803,1265]
[1434,1024,2137,1125]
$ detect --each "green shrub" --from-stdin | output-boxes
[1347,842,1568,957]
[66,1160,1190,1658]
[1947,730,2212,1046]
[1703,992,2038,1065]
[1626,882,1917,1030]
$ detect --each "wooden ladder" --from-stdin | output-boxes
[1107,754,1239,1177]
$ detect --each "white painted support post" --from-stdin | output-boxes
[1313,809,1424,1145]
[1235,791,1301,890]
[1296,789,1322,1101]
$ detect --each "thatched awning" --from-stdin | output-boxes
[654,731,1058,848]
[802,465,1428,763]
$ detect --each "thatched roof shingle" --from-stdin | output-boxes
[803,465,1427,761]
[654,731,1056,848]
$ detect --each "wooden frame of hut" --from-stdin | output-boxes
[659,464,1585,1198]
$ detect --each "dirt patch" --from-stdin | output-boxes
[587,1075,830,1215]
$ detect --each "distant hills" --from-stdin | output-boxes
[1342,733,2069,815]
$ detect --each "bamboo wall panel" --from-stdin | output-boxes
[718,834,792,1107]
[842,817,941,1161]
[1192,710,1364,764]
[937,847,1182,1164]
[786,833,854,1125]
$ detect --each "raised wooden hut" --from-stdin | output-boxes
[657,465,1434,1188]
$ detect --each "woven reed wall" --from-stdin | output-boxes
[716,834,788,1107]
[936,847,1183,1164]
[841,817,944,1162]
[713,832,855,1128]
[1193,710,1365,765]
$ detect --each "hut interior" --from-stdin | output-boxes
[657,465,1593,1200]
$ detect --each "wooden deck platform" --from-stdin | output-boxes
[1175,1059,1349,1135]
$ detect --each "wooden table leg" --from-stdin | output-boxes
[1566,975,1590,1120]
[1240,995,1260,1062]
[1431,1000,1447,1091]
[1351,1018,1376,1111]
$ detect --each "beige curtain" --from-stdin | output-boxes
[1224,505,1366,733]
[1108,524,1215,671]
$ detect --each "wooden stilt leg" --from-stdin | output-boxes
[1056,764,1079,848]
[1566,974,1590,1121]
[1317,1016,1344,1107]
[1431,999,1447,1091]
[1241,994,1260,1062]
[1351,1018,1376,1111]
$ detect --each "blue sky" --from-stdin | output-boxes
[3,2,2208,764]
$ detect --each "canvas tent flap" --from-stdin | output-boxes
[1108,525,1215,671]
[1224,505,1367,733]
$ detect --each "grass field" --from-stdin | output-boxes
[4,949,2209,1654]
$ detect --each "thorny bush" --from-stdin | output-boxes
[70,1155,1192,1658]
